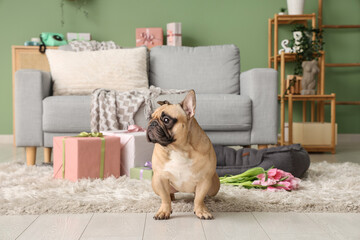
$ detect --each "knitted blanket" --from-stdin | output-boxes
[90,86,188,132]
[69,40,121,51]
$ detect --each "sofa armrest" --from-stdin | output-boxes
[240,68,278,144]
[15,70,52,147]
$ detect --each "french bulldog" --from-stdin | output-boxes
[146,90,220,220]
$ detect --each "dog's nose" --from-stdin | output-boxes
[150,121,158,127]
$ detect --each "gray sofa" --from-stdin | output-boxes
[15,44,278,164]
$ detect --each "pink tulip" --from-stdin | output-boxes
[267,168,283,180]
[252,168,301,191]
[252,180,261,185]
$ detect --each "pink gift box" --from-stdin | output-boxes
[136,28,163,49]
[53,136,121,182]
[167,22,182,46]
[102,130,154,177]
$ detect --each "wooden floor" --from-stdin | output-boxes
[2,212,360,240]
[1,134,360,240]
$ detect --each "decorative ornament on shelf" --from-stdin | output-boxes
[287,0,305,15]
[291,24,324,95]
[278,39,293,54]
[301,60,319,95]
[292,31,303,52]
[285,75,302,95]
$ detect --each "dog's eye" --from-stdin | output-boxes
[163,117,170,124]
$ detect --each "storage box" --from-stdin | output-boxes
[102,130,154,176]
[286,75,302,95]
[67,32,92,42]
[53,136,121,182]
[136,28,163,49]
[284,122,337,145]
[130,167,153,180]
[167,22,182,46]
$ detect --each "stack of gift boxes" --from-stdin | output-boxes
[53,127,155,182]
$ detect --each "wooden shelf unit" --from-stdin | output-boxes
[268,14,336,153]
[318,0,360,106]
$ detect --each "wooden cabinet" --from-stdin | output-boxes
[11,46,58,144]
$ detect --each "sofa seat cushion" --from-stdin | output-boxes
[43,96,149,133]
[43,96,92,132]
[155,93,252,131]
[43,93,251,133]
[150,45,240,94]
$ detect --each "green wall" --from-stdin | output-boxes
[0,0,359,134]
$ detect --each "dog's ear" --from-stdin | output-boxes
[157,100,171,106]
[181,90,196,119]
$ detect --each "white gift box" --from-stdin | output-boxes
[102,130,154,176]
[167,22,182,46]
[67,32,92,42]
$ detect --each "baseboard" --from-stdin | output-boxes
[0,135,13,144]
[338,134,360,144]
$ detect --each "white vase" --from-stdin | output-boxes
[287,0,305,15]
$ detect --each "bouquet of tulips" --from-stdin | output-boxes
[219,167,301,191]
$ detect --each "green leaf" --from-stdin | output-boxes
[279,176,289,181]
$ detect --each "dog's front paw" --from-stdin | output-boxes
[153,205,171,220]
[194,205,213,220]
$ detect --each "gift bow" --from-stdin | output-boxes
[137,29,155,45]
[127,125,145,133]
[62,132,106,180]
[167,30,182,44]
[77,132,104,137]
[140,161,152,180]
[144,161,152,169]
[167,30,174,43]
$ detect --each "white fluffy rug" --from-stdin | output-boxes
[1,161,360,215]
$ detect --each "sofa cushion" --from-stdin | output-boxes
[154,93,252,131]
[46,47,148,96]
[43,96,149,133]
[150,45,240,94]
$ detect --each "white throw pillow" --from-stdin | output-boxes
[46,47,149,95]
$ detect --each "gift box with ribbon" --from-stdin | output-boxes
[53,132,121,182]
[130,161,153,180]
[67,32,91,42]
[167,22,182,46]
[136,28,163,49]
[102,125,154,176]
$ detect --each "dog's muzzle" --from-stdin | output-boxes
[146,120,174,146]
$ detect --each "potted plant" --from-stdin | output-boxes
[287,0,305,15]
[291,24,324,95]
[279,8,287,15]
